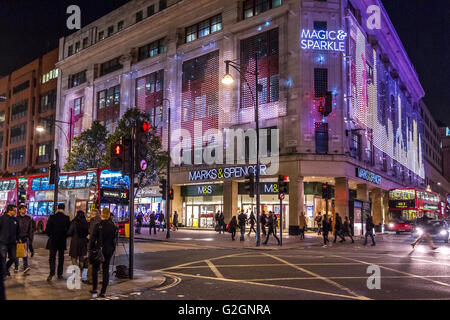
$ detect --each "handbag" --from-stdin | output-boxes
[16,242,27,258]
[89,225,105,264]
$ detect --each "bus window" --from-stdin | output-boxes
[100,170,129,189]
[9,180,16,190]
[75,175,86,188]
[86,173,96,187]
[59,175,68,189]
[32,178,41,191]
[48,202,54,215]
[37,202,48,216]
[67,176,75,189]
[41,177,50,191]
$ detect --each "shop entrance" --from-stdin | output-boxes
[185,204,223,228]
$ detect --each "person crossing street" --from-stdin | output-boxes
[238,210,247,242]
[247,211,256,236]
[263,211,280,245]
[411,213,437,250]
[157,212,165,232]
[333,213,346,243]
[342,216,354,243]
[0,205,19,279]
[321,214,331,247]
[363,214,376,246]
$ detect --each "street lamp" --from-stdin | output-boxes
[35,116,73,155]
[222,54,263,246]
[162,97,171,240]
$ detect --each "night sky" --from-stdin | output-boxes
[0,0,448,126]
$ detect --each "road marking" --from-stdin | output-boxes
[154,274,182,291]
[205,260,224,279]
[388,254,450,268]
[262,253,370,300]
[245,275,450,281]
[156,252,247,272]
[161,271,367,300]
[332,254,450,288]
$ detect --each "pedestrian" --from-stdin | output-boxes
[260,212,267,236]
[0,264,4,300]
[333,213,346,243]
[172,211,179,231]
[149,211,157,235]
[29,216,36,258]
[322,214,331,247]
[45,203,71,281]
[158,212,165,232]
[135,212,143,234]
[315,214,322,235]
[0,204,19,278]
[218,212,225,234]
[411,213,437,250]
[298,212,307,240]
[229,216,237,241]
[215,211,220,226]
[363,214,376,246]
[15,204,33,274]
[67,210,89,272]
[342,216,354,243]
[273,213,278,235]
[238,210,247,242]
[263,211,280,245]
[89,207,118,298]
[87,209,101,285]
[247,211,256,236]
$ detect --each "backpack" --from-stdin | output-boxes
[115,265,129,279]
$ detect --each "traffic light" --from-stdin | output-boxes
[278,175,288,194]
[324,91,333,117]
[135,119,150,173]
[244,170,255,198]
[49,163,57,185]
[110,142,124,172]
[159,179,167,201]
[168,188,174,200]
[322,183,332,199]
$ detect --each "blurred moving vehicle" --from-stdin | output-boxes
[387,218,413,234]
[411,220,449,243]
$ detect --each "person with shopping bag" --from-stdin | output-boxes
[15,204,33,274]
[0,204,19,279]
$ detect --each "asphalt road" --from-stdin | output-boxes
[32,232,450,300]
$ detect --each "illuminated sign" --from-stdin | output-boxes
[100,188,129,204]
[356,168,381,185]
[446,127,450,136]
[189,165,267,181]
[238,182,289,195]
[301,29,348,52]
[389,200,415,209]
[181,184,223,197]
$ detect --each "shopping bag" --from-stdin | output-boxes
[16,242,27,258]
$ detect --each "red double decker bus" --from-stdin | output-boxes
[388,188,441,233]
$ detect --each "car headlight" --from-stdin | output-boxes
[389,223,394,228]
[416,228,423,235]
[440,230,447,236]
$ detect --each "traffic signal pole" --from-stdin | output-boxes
[166,104,171,239]
[52,149,59,213]
[129,129,135,279]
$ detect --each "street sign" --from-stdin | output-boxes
[279,193,285,200]
[140,159,148,171]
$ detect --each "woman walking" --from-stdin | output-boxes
[298,212,307,240]
[263,211,280,245]
[322,214,331,247]
[89,208,118,298]
[229,216,238,241]
[68,210,90,271]
[342,216,354,243]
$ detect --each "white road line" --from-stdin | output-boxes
[162,271,367,300]
[262,253,370,300]
[205,259,224,279]
[332,254,450,288]
[246,275,450,281]
[156,252,248,272]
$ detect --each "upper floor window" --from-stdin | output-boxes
[243,0,282,19]
[107,26,114,37]
[42,69,58,84]
[186,14,222,43]
[136,10,143,23]
[313,21,327,30]
[75,41,81,53]
[10,123,27,144]
[13,80,30,94]
[40,89,57,113]
[0,111,5,127]
[118,20,124,31]
[73,97,85,115]
[69,70,87,89]
[9,147,25,167]
[68,45,73,56]
[38,141,53,163]
[138,38,167,61]
[147,5,155,16]
[98,31,105,41]
[11,100,28,121]
[82,37,89,49]
[100,57,122,77]
[159,0,167,10]
[98,85,120,109]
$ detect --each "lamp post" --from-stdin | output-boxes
[36,114,73,155]
[222,53,262,246]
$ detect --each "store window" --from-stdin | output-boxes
[185,14,222,43]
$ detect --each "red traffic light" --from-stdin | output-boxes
[114,144,122,155]
[141,121,150,132]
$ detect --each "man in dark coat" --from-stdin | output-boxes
[157,212,165,232]
[263,211,280,245]
[247,211,256,236]
[363,214,376,246]
[149,212,157,235]
[87,209,101,284]
[135,212,143,234]
[238,210,247,242]
[260,212,267,236]
[0,204,19,278]
[172,211,179,231]
[333,213,346,243]
[15,204,33,274]
[45,203,70,281]
[89,208,118,298]
[218,212,225,234]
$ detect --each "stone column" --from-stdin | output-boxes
[288,176,304,235]
[335,177,349,218]
[383,190,389,225]
[172,185,183,223]
[371,188,383,226]
[357,184,369,202]
[223,181,238,222]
